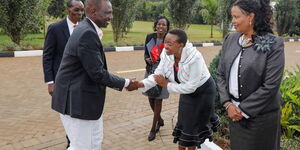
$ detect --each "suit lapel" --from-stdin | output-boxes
[228,34,243,67]
[85,18,108,69]
[62,18,70,40]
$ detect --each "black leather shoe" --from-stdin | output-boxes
[148,131,156,141]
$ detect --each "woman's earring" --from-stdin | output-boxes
[250,21,252,26]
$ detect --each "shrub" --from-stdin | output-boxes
[280,65,300,138]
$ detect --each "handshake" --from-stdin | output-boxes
[125,75,167,91]
[125,79,143,91]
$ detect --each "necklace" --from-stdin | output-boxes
[241,34,252,47]
[174,63,179,72]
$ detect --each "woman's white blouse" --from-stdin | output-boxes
[141,42,211,94]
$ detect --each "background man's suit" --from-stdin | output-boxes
[43,19,70,83]
[43,18,73,148]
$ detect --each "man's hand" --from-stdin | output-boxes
[154,75,168,87]
[48,83,55,96]
[126,80,139,91]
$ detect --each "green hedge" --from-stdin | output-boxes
[280,65,300,138]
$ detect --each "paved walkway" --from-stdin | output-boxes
[0,42,299,150]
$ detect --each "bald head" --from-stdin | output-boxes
[85,0,113,28]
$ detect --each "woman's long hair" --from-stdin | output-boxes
[233,0,274,35]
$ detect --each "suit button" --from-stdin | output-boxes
[238,75,241,77]
[240,85,243,87]
[239,65,242,67]
[239,94,242,96]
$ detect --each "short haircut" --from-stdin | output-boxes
[67,0,82,8]
[168,29,188,46]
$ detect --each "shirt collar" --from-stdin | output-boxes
[66,16,78,28]
[87,18,103,40]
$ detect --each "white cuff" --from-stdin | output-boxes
[124,79,130,88]
[231,99,250,119]
[241,111,250,119]
[46,81,54,84]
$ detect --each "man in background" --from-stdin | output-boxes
[42,0,84,148]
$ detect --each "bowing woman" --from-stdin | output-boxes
[137,29,218,150]
[216,0,285,150]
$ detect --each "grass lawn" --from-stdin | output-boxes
[0,21,223,51]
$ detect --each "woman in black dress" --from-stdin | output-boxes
[139,29,217,150]
[143,16,170,141]
[216,0,284,149]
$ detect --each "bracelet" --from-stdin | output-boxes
[225,102,233,110]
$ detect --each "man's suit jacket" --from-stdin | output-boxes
[216,32,285,118]
[52,18,126,120]
[43,18,70,83]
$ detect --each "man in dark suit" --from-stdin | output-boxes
[42,0,84,148]
[52,0,138,149]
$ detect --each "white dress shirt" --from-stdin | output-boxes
[228,37,250,119]
[66,16,78,35]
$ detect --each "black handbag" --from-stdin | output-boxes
[145,64,162,97]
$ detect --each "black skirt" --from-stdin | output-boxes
[172,77,217,148]
[230,109,281,150]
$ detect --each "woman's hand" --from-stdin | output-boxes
[145,58,153,64]
[227,105,243,122]
[154,74,168,87]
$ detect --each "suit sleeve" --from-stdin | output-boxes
[216,34,231,105]
[77,30,125,91]
[43,24,56,83]
[239,37,285,117]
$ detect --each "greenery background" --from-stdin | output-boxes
[0,21,222,51]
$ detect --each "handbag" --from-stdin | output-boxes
[145,65,162,97]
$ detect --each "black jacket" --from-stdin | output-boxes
[216,32,285,118]
[52,18,125,120]
[43,18,70,83]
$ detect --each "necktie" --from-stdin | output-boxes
[73,24,77,28]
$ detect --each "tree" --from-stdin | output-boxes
[200,0,220,38]
[0,0,41,45]
[48,0,65,18]
[111,0,138,43]
[168,0,196,29]
[275,0,298,36]
[219,0,235,38]
[36,0,51,38]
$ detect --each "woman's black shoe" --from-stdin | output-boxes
[155,119,164,132]
[148,130,156,141]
